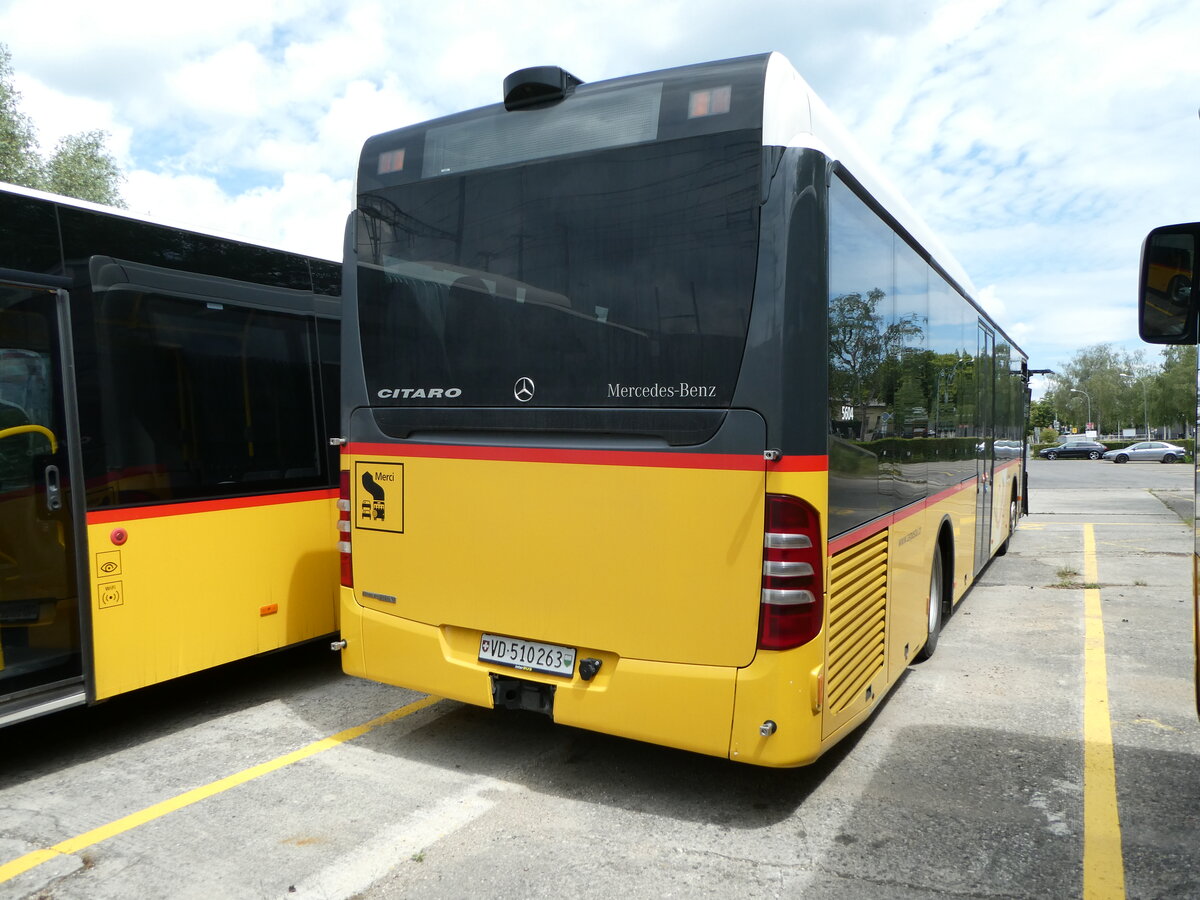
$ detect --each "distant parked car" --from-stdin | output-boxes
[1039,440,1108,460]
[1102,441,1188,464]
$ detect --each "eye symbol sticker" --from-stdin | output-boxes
[96,550,122,578]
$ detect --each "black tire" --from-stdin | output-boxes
[1045,450,1058,460]
[1114,454,1128,464]
[1088,450,1101,460]
[915,550,944,662]
[1162,453,1176,464]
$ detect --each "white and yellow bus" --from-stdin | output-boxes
[0,182,340,726]
[336,53,1028,766]
[1137,221,1198,714]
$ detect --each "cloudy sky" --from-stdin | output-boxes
[2,0,1197,394]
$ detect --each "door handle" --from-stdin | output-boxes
[44,464,63,512]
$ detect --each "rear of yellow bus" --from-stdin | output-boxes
[337,57,835,765]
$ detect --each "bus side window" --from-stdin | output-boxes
[98,291,325,502]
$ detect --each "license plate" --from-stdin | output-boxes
[479,633,577,678]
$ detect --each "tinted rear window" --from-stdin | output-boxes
[356,131,762,408]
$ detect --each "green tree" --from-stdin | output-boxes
[1029,399,1056,430]
[0,45,41,187]
[1037,426,1060,443]
[0,43,124,207]
[44,130,124,207]
[1151,345,1197,435]
[1044,343,1147,434]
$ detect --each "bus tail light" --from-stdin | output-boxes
[338,470,353,588]
[758,493,823,650]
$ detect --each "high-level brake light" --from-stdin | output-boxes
[758,494,823,650]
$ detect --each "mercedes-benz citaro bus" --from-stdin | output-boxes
[336,53,1029,767]
[0,182,340,727]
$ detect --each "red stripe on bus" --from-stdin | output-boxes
[346,442,828,472]
[826,476,982,555]
[825,455,1026,555]
[85,488,338,524]
[769,456,829,472]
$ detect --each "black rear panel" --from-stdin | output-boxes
[356,132,762,411]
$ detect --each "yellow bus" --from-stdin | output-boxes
[1137,222,1198,713]
[0,182,340,726]
[335,54,1029,766]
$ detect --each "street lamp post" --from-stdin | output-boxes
[1070,388,1092,435]
[1119,373,1150,440]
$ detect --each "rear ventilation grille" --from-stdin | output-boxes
[826,531,888,714]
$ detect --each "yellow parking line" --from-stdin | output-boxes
[1082,524,1126,899]
[0,694,442,885]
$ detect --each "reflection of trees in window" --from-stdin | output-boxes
[994,343,1014,439]
[885,314,930,437]
[828,288,923,439]
[828,283,986,467]
[929,352,973,438]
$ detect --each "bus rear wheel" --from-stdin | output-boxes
[996,494,1018,556]
[916,550,944,661]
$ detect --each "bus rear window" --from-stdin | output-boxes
[355,132,762,409]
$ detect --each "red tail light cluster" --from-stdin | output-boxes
[337,470,353,587]
[758,493,823,650]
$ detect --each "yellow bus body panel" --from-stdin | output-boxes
[341,458,844,764]
[886,508,934,683]
[341,458,1009,766]
[944,480,979,605]
[88,492,338,700]
[728,641,827,766]
[348,451,766,667]
[342,589,739,757]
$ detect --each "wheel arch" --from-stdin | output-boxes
[934,515,955,616]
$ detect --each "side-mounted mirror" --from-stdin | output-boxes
[1139,223,1198,344]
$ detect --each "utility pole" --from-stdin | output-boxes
[1071,388,1093,435]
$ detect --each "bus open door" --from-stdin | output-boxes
[0,279,87,725]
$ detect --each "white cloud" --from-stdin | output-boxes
[9,74,129,159]
[123,168,350,259]
[169,42,275,119]
[974,285,1007,322]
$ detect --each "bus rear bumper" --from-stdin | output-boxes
[339,590,740,759]
[340,590,837,766]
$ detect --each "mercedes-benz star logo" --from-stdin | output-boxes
[514,376,535,403]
